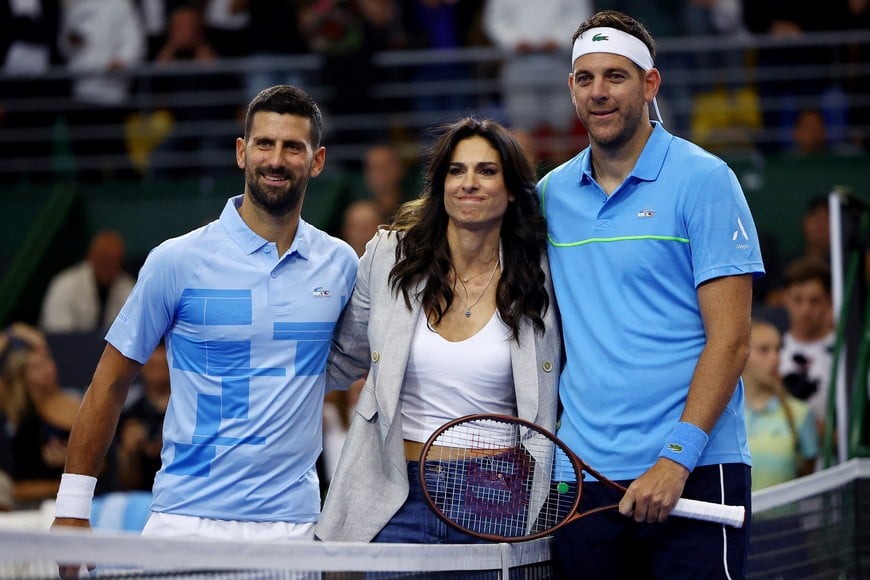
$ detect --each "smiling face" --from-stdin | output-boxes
[236,111,325,217]
[443,136,513,233]
[568,52,659,151]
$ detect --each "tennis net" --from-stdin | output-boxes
[747,457,870,579]
[2,458,868,579]
[0,527,553,579]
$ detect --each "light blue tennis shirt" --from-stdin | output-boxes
[539,122,764,480]
[106,195,358,522]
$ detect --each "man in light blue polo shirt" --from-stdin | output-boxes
[539,10,764,580]
[52,86,358,560]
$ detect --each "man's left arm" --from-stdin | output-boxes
[619,273,753,523]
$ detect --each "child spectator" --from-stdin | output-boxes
[744,319,818,490]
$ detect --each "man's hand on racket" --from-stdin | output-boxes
[51,517,95,579]
[618,457,690,524]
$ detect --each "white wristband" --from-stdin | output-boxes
[55,473,97,520]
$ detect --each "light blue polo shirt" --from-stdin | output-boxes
[107,195,358,522]
[539,122,764,480]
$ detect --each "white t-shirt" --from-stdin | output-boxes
[779,331,835,422]
[400,312,515,443]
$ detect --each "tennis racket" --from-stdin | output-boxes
[418,414,746,542]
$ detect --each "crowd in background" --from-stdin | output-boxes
[0,190,847,513]
[1,0,869,183]
[0,0,868,515]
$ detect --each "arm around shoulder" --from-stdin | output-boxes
[326,231,390,391]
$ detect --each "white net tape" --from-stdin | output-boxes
[0,527,552,579]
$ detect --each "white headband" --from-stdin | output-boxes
[571,27,653,71]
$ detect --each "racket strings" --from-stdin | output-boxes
[421,415,748,538]
[422,417,581,539]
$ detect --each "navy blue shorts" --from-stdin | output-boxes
[552,463,751,580]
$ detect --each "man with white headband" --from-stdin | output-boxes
[537,10,763,579]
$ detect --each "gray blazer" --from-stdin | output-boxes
[315,230,562,542]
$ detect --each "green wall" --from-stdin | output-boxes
[734,153,870,262]
[0,171,357,325]
[1,152,867,326]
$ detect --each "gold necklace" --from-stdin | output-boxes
[456,256,499,283]
[454,261,499,317]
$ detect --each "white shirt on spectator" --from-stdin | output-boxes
[59,0,145,105]
[779,330,836,424]
[39,261,135,333]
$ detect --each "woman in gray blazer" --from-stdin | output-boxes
[316,117,562,543]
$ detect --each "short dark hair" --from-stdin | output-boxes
[782,257,831,294]
[572,10,656,62]
[244,85,323,148]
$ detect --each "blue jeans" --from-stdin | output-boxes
[373,461,496,545]
[371,461,536,579]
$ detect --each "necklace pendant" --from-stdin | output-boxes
[465,309,471,317]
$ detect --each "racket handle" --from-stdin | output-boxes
[671,498,746,528]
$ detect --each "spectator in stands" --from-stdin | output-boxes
[779,258,835,437]
[155,2,218,62]
[134,0,170,60]
[483,0,592,165]
[0,411,12,511]
[791,109,830,156]
[744,318,818,490]
[239,0,308,100]
[0,0,65,182]
[797,196,832,265]
[0,327,21,511]
[842,0,870,150]
[0,0,62,77]
[402,0,482,115]
[59,0,146,180]
[151,2,242,178]
[39,230,136,334]
[682,0,747,87]
[0,323,89,507]
[756,196,832,314]
[203,0,250,58]
[742,1,853,152]
[752,230,785,308]
[361,142,410,221]
[300,0,406,144]
[114,342,169,492]
[357,0,410,122]
[682,1,762,154]
[340,199,383,257]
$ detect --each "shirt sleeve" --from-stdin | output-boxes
[105,243,178,364]
[684,162,766,287]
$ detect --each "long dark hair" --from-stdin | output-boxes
[388,117,549,339]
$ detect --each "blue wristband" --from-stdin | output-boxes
[659,421,709,472]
